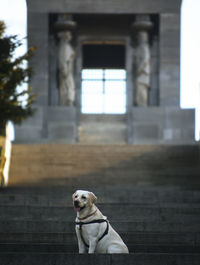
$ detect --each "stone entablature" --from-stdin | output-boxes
[27,0,181,14]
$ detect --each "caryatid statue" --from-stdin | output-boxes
[132,15,153,106]
[58,31,75,106]
[55,15,76,106]
[135,31,151,106]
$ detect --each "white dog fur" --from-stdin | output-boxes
[72,190,129,254]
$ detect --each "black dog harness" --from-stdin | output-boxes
[75,219,109,248]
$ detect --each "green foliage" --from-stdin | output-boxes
[0,21,35,135]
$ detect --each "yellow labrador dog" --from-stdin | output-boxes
[72,190,129,254]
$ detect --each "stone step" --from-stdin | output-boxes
[11,143,199,151]
[0,243,200,254]
[9,170,200,189]
[9,144,200,188]
[1,187,200,205]
[0,204,199,221]
[10,145,199,183]
[9,168,200,180]
[12,155,198,163]
[0,220,199,233]
[0,232,199,245]
[0,253,200,265]
[10,154,199,171]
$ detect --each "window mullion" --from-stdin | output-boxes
[103,69,106,113]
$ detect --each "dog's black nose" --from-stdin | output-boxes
[74,200,79,207]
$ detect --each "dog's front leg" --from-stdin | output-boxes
[76,228,87,253]
[88,237,98,253]
[78,239,87,253]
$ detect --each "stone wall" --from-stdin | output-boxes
[159,13,181,106]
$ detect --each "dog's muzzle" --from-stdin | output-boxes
[74,200,85,212]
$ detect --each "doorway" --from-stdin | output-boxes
[79,43,127,144]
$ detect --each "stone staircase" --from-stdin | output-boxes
[0,144,200,264]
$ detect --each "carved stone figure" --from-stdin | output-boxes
[58,31,75,106]
[135,31,150,106]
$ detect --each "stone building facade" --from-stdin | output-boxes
[15,0,195,144]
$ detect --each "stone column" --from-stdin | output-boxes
[55,15,76,106]
[132,15,153,107]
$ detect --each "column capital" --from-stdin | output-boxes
[131,15,153,32]
[55,14,77,32]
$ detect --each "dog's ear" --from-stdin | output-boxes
[89,192,97,205]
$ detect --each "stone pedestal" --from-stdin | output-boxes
[47,106,77,143]
[128,107,195,144]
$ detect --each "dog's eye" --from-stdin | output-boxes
[75,195,78,198]
[82,195,86,200]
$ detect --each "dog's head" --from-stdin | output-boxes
[72,190,97,212]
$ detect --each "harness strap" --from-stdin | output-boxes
[75,219,109,249]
